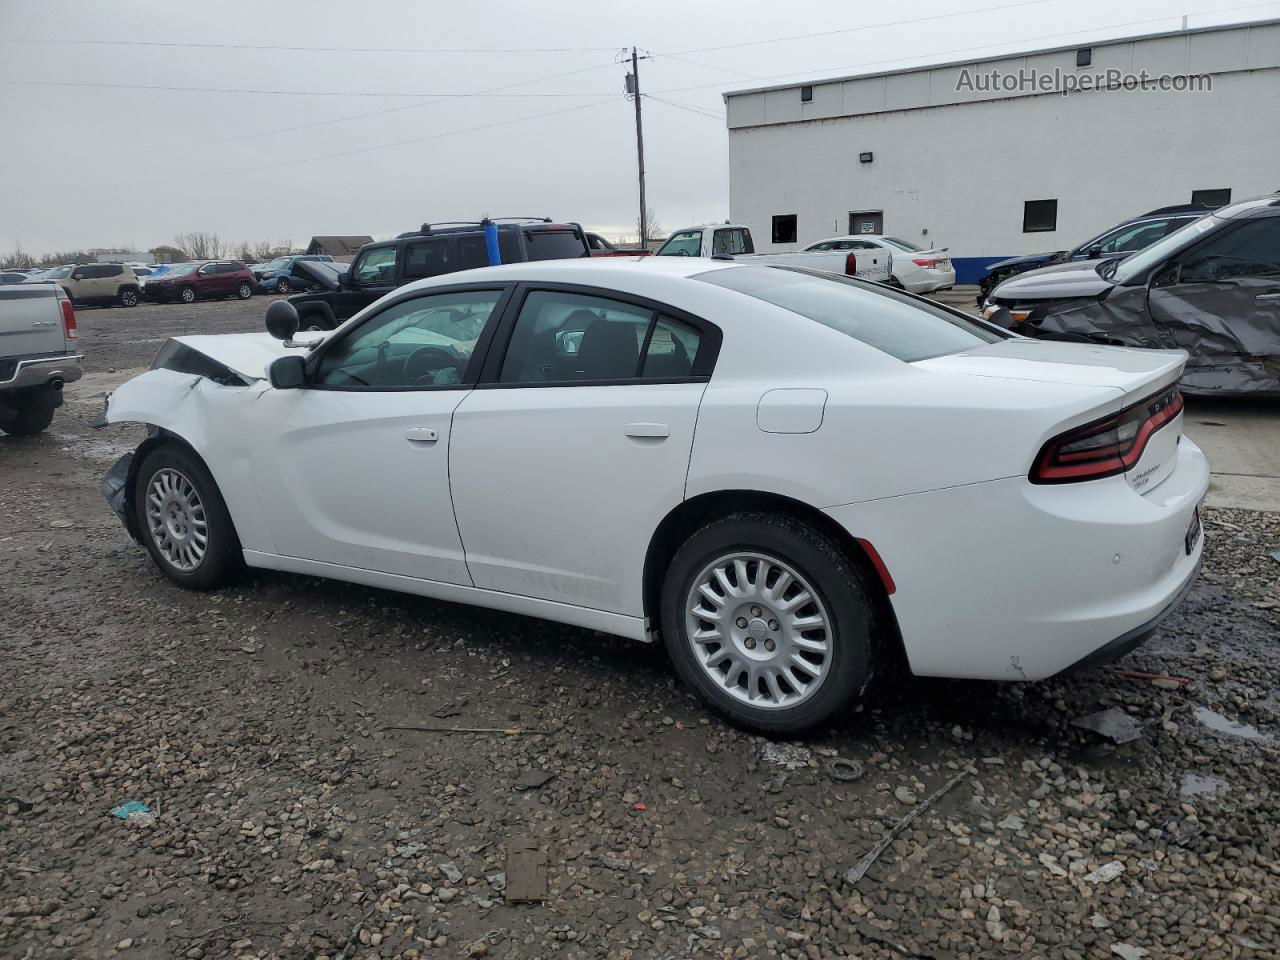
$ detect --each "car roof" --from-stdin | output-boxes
[393,254,737,296]
[1216,193,1280,220]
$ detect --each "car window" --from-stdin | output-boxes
[712,228,753,255]
[524,229,587,261]
[640,316,701,378]
[403,239,451,280]
[655,230,703,257]
[315,290,503,388]
[882,237,923,252]
[500,291,651,383]
[1176,219,1280,283]
[456,235,490,271]
[697,266,1003,362]
[806,241,833,251]
[1110,217,1214,285]
[351,246,398,285]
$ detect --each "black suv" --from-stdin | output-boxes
[287,219,592,329]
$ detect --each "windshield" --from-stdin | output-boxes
[260,257,291,271]
[1108,216,1218,284]
[698,266,1003,362]
[882,237,924,252]
[166,263,199,276]
[656,230,703,257]
[43,266,72,279]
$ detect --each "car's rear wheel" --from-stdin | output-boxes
[237,282,253,299]
[118,287,139,307]
[179,286,196,304]
[276,277,290,294]
[0,389,56,436]
[133,444,241,589]
[661,513,878,735]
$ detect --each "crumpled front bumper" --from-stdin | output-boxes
[101,451,140,543]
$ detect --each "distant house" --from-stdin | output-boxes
[306,236,373,261]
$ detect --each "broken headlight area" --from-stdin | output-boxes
[150,340,250,386]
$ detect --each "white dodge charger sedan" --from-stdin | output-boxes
[100,258,1207,733]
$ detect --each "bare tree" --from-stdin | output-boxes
[149,245,188,264]
[1,242,35,269]
[175,232,226,260]
[251,239,293,260]
[636,207,664,242]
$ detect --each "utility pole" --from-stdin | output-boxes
[626,47,648,249]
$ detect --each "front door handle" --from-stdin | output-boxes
[625,422,669,439]
[404,427,438,444]
[1256,293,1280,302]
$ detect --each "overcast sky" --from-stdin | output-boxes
[1,0,1274,255]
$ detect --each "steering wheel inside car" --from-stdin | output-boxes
[403,346,462,385]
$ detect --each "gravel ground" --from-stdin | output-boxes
[2,297,1278,959]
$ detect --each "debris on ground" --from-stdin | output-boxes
[504,838,547,902]
[760,742,812,770]
[109,801,150,819]
[1111,944,1150,959]
[844,768,971,886]
[824,757,864,782]
[1085,860,1126,884]
[1071,707,1143,744]
[513,768,555,791]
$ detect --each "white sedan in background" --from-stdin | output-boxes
[803,235,956,293]
[99,258,1206,733]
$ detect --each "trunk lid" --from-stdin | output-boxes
[0,284,67,358]
[918,339,1188,493]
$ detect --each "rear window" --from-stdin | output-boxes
[697,266,1004,362]
[524,229,588,261]
[882,237,923,252]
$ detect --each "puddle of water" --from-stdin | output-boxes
[1179,772,1229,797]
[1193,706,1273,742]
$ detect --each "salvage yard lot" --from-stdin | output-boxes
[2,296,1279,959]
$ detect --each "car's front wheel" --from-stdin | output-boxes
[237,282,253,299]
[134,444,241,589]
[661,513,878,735]
[179,286,197,304]
[276,277,290,294]
[118,287,139,307]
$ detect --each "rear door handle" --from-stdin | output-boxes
[404,427,438,444]
[625,422,669,439]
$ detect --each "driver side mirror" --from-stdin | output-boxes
[268,354,307,390]
[265,300,300,341]
[1087,245,1103,259]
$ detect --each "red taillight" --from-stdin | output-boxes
[60,296,78,340]
[844,252,857,275]
[912,258,942,268]
[1031,385,1183,484]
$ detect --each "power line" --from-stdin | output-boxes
[0,77,616,98]
[0,37,624,54]
[652,3,1280,96]
[207,97,618,178]
[109,61,621,159]
[652,52,760,80]
[644,94,725,121]
[666,0,1053,56]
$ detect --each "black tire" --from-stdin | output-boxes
[276,277,290,294]
[118,286,139,307]
[236,282,253,299]
[133,444,241,590]
[179,286,197,304]
[297,306,335,331]
[0,392,56,436]
[661,512,879,735]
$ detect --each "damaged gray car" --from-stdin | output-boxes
[984,194,1280,395]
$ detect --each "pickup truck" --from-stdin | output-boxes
[0,282,82,435]
[286,219,593,330]
[655,223,891,282]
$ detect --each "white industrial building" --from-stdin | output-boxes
[724,19,1280,283]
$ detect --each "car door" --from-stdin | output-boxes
[449,285,720,615]
[337,245,399,319]
[1148,217,1280,359]
[251,285,510,582]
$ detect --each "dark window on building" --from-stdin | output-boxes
[1022,199,1058,233]
[1076,48,1091,67]
[772,215,798,244]
[800,85,813,102]
[1191,188,1231,208]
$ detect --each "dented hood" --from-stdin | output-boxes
[167,332,311,380]
[991,260,1115,301]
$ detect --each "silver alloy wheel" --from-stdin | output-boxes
[145,467,209,572]
[181,287,195,303]
[277,278,289,293]
[684,552,832,710]
[121,289,138,306]
[238,283,252,298]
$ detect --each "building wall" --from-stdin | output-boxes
[725,21,1280,283]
